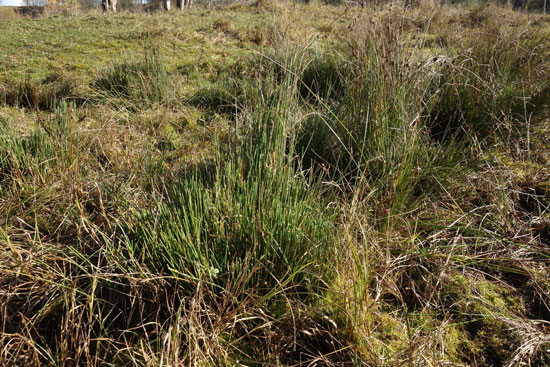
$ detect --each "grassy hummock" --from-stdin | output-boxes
[1,2,550,366]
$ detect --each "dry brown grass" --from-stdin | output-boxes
[1,3,549,366]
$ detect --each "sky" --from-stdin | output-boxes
[0,0,24,5]
[0,0,52,5]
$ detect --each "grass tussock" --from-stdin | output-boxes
[0,72,80,111]
[92,48,170,108]
[125,93,335,298]
[1,3,550,367]
[428,25,550,142]
[0,102,76,179]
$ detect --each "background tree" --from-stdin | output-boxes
[23,0,48,6]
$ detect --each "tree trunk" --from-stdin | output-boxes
[102,0,116,12]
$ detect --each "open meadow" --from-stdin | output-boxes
[1,2,550,366]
